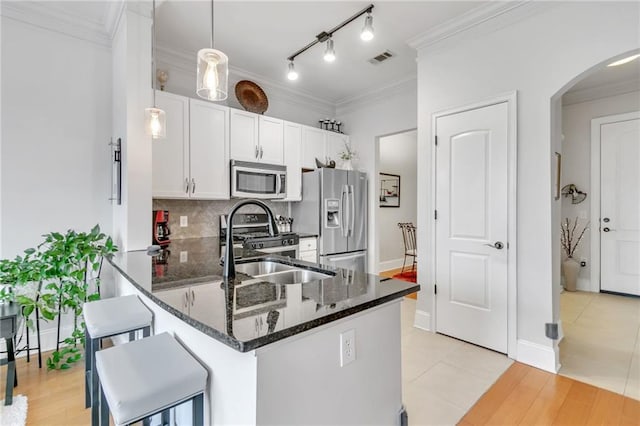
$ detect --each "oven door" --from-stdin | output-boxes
[231,161,286,199]
[254,245,299,259]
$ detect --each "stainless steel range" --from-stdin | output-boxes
[220,213,299,258]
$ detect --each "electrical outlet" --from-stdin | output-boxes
[180,251,188,263]
[180,216,188,227]
[340,329,356,367]
[580,257,587,267]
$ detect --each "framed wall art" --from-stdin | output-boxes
[379,173,400,208]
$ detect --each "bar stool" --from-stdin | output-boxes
[84,295,152,424]
[96,332,207,426]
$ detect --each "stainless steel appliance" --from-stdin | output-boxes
[291,169,367,272]
[230,160,287,199]
[220,213,299,258]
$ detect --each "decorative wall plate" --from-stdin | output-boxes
[235,80,269,114]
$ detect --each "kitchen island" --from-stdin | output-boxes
[108,237,419,425]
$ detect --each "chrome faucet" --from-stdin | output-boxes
[223,199,279,280]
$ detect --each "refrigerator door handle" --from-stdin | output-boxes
[341,186,349,238]
[349,184,355,237]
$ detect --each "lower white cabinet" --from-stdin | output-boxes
[298,237,318,263]
[234,310,285,338]
[155,282,224,328]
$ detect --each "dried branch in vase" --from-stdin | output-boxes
[560,217,589,258]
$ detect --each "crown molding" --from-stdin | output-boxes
[155,45,336,113]
[105,1,126,41]
[335,75,417,115]
[407,0,538,52]
[0,1,114,47]
[562,78,640,106]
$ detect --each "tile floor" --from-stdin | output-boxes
[400,298,513,425]
[559,290,640,400]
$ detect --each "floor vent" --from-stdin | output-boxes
[368,50,394,65]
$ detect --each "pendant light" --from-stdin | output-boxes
[323,38,336,62]
[197,0,228,101]
[360,12,374,41]
[287,60,298,81]
[145,0,166,139]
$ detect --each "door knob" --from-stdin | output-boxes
[603,227,612,232]
[484,241,504,250]
[603,217,610,223]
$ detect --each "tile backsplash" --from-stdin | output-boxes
[152,199,289,240]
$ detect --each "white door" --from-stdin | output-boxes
[189,99,229,199]
[230,109,259,162]
[152,91,189,198]
[435,102,509,353]
[259,116,284,165]
[301,126,326,169]
[600,114,640,296]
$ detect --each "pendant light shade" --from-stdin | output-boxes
[287,61,298,81]
[146,0,165,139]
[197,48,229,100]
[196,0,228,101]
[361,13,374,41]
[323,38,336,62]
[145,107,166,139]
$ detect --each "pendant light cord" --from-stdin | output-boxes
[210,0,214,49]
[152,0,157,107]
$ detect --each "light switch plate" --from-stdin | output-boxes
[180,216,188,227]
[180,251,188,263]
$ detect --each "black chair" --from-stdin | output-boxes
[398,223,417,273]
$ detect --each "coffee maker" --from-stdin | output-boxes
[152,210,171,246]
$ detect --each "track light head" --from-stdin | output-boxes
[361,13,374,41]
[324,38,336,62]
[287,61,299,80]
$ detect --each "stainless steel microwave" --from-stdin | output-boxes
[231,160,286,199]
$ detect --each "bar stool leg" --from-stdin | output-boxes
[99,382,109,426]
[161,409,171,425]
[85,325,92,408]
[193,393,204,426]
[91,337,100,426]
[143,325,151,338]
[142,418,152,426]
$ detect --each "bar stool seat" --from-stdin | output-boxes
[96,332,207,426]
[84,295,153,425]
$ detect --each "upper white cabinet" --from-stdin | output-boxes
[153,91,230,200]
[283,121,302,201]
[230,110,284,165]
[301,126,350,169]
[189,99,229,199]
[301,126,326,169]
[153,91,190,198]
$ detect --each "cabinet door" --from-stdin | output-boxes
[326,133,348,166]
[230,110,259,162]
[301,126,326,169]
[154,287,189,314]
[283,121,302,201]
[153,91,189,198]
[259,116,284,165]
[189,99,229,199]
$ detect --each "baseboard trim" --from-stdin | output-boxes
[378,258,406,273]
[576,277,591,292]
[414,309,431,331]
[516,339,557,373]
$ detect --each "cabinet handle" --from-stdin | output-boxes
[255,146,259,159]
[191,178,196,194]
[185,178,190,194]
[260,146,264,159]
[184,291,189,309]
[191,290,195,306]
[255,318,259,333]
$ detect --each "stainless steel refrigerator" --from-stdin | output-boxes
[292,168,367,272]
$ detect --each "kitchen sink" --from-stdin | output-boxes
[236,259,333,284]
[235,261,296,276]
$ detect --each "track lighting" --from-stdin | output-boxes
[285,4,374,81]
[287,61,298,81]
[361,13,374,41]
[323,38,336,62]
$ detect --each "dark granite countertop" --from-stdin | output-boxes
[107,237,419,352]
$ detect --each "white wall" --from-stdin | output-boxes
[561,90,640,291]
[155,48,335,128]
[415,1,639,371]
[0,16,113,258]
[336,79,418,274]
[378,130,417,272]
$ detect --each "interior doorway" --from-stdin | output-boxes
[555,51,640,399]
[376,130,418,291]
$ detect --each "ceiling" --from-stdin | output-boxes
[154,1,484,104]
[565,55,640,94]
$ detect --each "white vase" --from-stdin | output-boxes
[562,258,580,292]
[342,159,353,170]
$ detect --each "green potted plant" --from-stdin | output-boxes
[0,224,117,369]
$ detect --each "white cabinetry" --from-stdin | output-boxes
[283,122,302,201]
[153,91,229,199]
[155,282,224,329]
[230,110,284,165]
[301,127,350,170]
[235,311,285,338]
[298,237,318,263]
